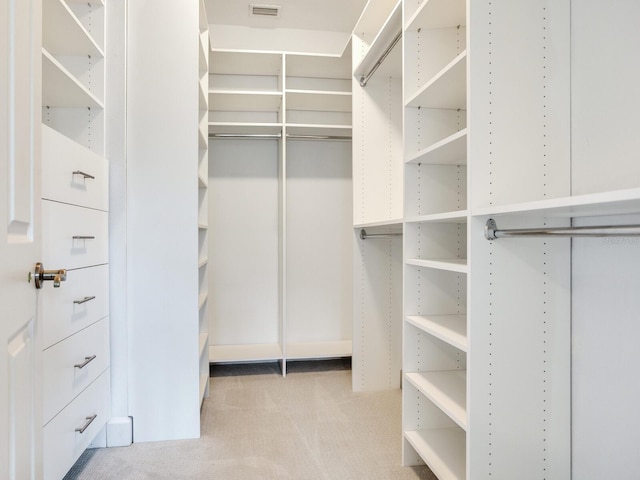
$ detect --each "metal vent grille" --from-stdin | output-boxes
[250,4,281,17]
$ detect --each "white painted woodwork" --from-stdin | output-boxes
[42,371,109,480]
[41,264,109,348]
[43,318,110,424]
[41,200,108,270]
[41,125,108,211]
[0,0,42,478]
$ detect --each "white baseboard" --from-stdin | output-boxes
[106,417,133,447]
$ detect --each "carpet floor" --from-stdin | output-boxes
[64,361,436,480]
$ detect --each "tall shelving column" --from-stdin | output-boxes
[40,0,110,477]
[402,0,468,477]
[284,52,353,363]
[197,0,210,406]
[208,51,284,366]
[351,0,404,392]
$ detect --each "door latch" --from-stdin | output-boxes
[28,262,67,289]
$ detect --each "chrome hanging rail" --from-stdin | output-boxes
[209,133,352,141]
[360,229,403,240]
[359,30,402,88]
[484,218,640,240]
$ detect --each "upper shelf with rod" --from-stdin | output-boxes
[353,0,402,87]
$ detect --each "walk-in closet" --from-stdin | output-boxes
[2,0,640,479]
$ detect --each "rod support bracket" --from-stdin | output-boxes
[485,218,498,240]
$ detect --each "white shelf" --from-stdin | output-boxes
[404,429,466,480]
[198,293,208,310]
[199,333,209,358]
[405,211,468,224]
[198,258,208,268]
[286,341,352,360]
[406,129,468,165]
[473,187,640,219]
[405,371,467,430]
[210,343,283,363]
[209,91,282,112]
[42,49,103,108]
[43,0,104,57]
[198,223,208,230]
[286,124,352,137]
[199,79,208,111]
[286,54,352,80]
[353,0,400,37]
[406,315,467,352]
[353,0,402,82]
[405,0,466,31]
[405,258,468,274]
[208,122,282,136]
[406,51,467,110]
[198,122,207,149]
[199,374,209,406]
[286,90,352,112]
[210,51,282,76]
[354,218,403,229]
[66,0,103,5]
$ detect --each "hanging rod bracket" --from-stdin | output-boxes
[484,219,498,240]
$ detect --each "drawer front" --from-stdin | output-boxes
[43,370,109,480]
[42,264,108,348]
[43,318,110,424]
[42,200,108,270]
[42,125,108,211]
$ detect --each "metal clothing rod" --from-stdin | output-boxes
[209,133,352,141]
[209,133,281,139]
[360,229,403,240]
[286,134,352,141]
[485,218,640,240]
[359,30,402,88]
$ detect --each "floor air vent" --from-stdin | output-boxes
[250,4,281,17]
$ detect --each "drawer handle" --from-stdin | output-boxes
[73,170,95,180]
[72,236,95,240]
[75,414,97,434]
[74,355,97,369]
[74,296,96,305]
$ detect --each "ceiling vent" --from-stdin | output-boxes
[249,4,281,17]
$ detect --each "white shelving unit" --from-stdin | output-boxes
[208,50,284,136]
[208,48,353,374]
[351,0,404,392]
[197,0,210,407]
[40,0,109,477]
[402,0,468,475]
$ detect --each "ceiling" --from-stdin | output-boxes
[204,0,368,34]
[204,0,368,54]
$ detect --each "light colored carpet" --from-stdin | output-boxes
[64,361,436,480]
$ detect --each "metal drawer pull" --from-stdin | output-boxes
[74,296,96,305]
[74,355,97,369]
[73,170,95,180]
[72,236,95,240]
[75,414,97,434]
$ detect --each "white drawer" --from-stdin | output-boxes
[42,124,108,211]
[43,370,109,480]
[43,318,110,424]
[42,200,108,270]
[42,264,109,348]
